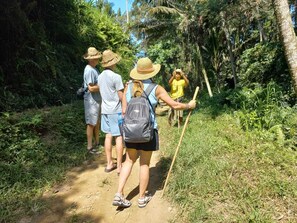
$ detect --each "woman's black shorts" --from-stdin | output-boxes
[124,129,159,151]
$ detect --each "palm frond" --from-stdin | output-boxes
[148,6,181,15]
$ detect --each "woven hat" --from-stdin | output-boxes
[173,68,184,76]
[130,57,161,80]
[101,50,121,67]
[83,47,101,60]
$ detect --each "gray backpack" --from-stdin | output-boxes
[122,83,157,143]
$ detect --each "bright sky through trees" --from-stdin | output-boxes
[108,0,132,13]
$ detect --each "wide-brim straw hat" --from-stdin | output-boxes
[101,50,121,67]
[173,68,184,76]
[83,47,101,60]
[130,57,161,80]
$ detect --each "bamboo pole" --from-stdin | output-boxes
[161,86,199,197]
[177,109,180,132]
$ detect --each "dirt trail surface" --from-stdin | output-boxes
[24,149,177,223]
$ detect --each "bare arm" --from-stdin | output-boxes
[118,89,123,102]
[182,73,189,87]
[155,85,196,110]
[88,84,99,92]
[122,86,128,115]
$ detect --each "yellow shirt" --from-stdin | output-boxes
[170,79,186,99]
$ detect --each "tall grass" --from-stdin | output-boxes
[1,91,296,222]
[159,99,297,222]
[0,101,92,222]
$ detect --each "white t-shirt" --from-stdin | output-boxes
[98,69,124,114]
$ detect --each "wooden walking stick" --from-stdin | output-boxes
[177,110,180,132]
[161,86,199,197]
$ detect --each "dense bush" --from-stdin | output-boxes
[0,101,88,222]
[237,43,289,91]
[224,82,297,149]
[0,0,135,112]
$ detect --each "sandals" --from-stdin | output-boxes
[93,143,103,150]
[138,194,152,208]
[104,164,117,173]
[88,147,100,155]
[112,193,131,208]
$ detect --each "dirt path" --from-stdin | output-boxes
[25,148,177,223]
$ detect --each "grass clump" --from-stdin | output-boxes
[159,98,297,222]
[0,101,89,222]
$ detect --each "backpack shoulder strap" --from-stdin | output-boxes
[128,82,133,97]
[143,83,157,97]
[142,83,157,115]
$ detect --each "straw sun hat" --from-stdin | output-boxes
[130,57,161,80]
[83,47,101,60]
[101,50,121,68]
[173,68,184,76]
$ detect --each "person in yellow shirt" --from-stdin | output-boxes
[168,68,189,126]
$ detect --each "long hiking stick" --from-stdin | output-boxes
[177,110,180,133]
[161,86,199,197]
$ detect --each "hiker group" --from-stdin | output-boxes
[82,47,196,208]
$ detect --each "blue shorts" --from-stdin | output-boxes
[101,114,121,136]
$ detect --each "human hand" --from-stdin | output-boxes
[125,80,132,87]
[188,100,196,110]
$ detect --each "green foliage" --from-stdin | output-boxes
[159,97,297,222]
[237,43,289,89]
[0,101,90,222]
[0,0,135,112]
[147,40,180,72]
[216,82,297,151]
[131,0,297,102]
[147,40,181,88]
[227,82,294,134]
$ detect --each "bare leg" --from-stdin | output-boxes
[94,120,100,145]
[168,108,173,126]
[173,109,177,122]
[117,149,138,194]
[139,150,153,198]
[115,135,123,174]
[86,124,95,149]
[179,116,183,125]
[105,133,113,168]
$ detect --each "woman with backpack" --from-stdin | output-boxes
[112,57,196,208]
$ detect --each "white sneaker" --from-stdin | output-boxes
[112,193,131,208]
[138,194,152,208]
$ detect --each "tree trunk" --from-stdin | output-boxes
[220,11,237,88]
[196,44,213,97]
[273,0,297,95]
[256,4,267,42]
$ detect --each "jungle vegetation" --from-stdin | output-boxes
[0,0,296,222]
[0,0,135,112]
